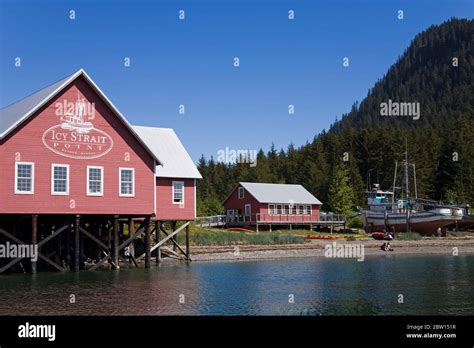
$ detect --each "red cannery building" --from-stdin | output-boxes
[0,69,201,273]
[223,182,323,231]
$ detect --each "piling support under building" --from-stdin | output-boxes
[156,221,161,264]
[31,215,38,274]
[185,224,190,262]
[74,215,80,272]
[128,218,135,258]
[1,215,191,273]
[144,216,151,268]
[113,216,120,270]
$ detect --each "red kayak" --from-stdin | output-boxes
[304,235,340,240]
[227,227,256,233]
[372,232,385,240]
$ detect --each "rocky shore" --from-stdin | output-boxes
[189,237,474,262]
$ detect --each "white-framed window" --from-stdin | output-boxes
[172,181,184,204]
[238,187,244,199]
[51,164,69,195]
[298,205,304,215]
[306,205,311,215]
[244,204,251,216]
[268,204,275,215]
[119,168,135,197]
[87,166,104,196]
[284,204,290,215]
[15,162,34,194]
[276,204,282,215]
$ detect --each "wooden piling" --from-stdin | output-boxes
[31,215,38,274]
[156,221,161,264]
[74,215,80,272]
[79,228,84,269]
[128,218,135,258]
[185,223,190,261]
[66,222,71,269]
[97,225,103,262]
[171,221,177,252]
[113,216,120,270]
[144,217,151,268]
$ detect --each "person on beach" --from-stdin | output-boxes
[380,242,393,252]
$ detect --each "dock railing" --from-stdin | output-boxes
[255,213,320,223]
[196,212,346,227]
[195,215,226,228]
[320,213,346,223]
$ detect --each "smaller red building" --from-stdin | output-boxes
[133,126,202,221]
[223,182,322,227]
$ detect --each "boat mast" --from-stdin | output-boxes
[403,140,410,199]
[392,161,398,203]
[413,163,418,199]
[404,140,411,232]
[404,159,409,199]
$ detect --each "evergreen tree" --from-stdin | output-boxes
[328,162,356,216]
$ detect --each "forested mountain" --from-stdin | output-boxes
[197,18,474,216]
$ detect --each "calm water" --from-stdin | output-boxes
[0,255,473,315]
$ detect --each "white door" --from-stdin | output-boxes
[244,204,251,221]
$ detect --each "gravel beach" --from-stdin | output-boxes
[189,238,474,262]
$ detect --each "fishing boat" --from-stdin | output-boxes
[361,152,463,236]
[60,94,93,133]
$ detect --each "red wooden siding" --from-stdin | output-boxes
[223,185,260,216]
[155,178,196,220]
[223,184,321,222]
[0,76,155,215]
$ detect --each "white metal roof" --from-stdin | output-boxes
[0,69,160,163]
[133,126,202,179]
[239,182,322,204]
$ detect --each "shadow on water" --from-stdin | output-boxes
[0,255,473,315]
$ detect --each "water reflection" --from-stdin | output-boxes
[0,255,473,315]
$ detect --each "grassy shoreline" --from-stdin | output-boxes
[175,225,367,246]
[175,226,309,246]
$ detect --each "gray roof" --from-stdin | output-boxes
[0,72,76,137]
[240,182,322,204]
[133,126,202,179]
[0,69,159,163]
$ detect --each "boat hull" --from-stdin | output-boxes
[362,211,461,235]
[456,215,474,230]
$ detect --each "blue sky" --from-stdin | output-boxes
[1,0,472,161]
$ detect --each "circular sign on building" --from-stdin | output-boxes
[42,95,114,159]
